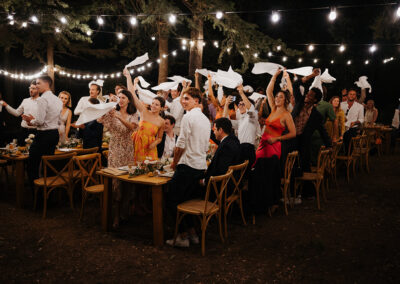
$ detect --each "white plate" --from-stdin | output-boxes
[118,165,137,172]
[159,171,174,178]
[58,148,75,152]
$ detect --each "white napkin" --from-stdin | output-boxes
[286,66,313,77]
[251,62,284,75]
[249,92,266,102]
[88,79,104,88]
[137,86,171,108]
[214,66,243,89]
[279,77,287,90]
[76,102,117,125]
[151,81,179,91]
[392,109,399,129]
[354,76,372,93]
[217,86,224,102]
[243,85,254,93]
[310,75,323,93]
[320,69,336,83]
[125,53,149,68]
[137,76,150,88]
[168,75,192,85]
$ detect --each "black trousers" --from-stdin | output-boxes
[343,127,359,154]
[166,164,205,233]
[27,129,59,187]
[18,128,37,145]
[239,143,255,177]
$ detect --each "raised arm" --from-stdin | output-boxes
[123,68,146,114]
[222,96,232,118]
[267,69,282,110]
[195,71,200,90]
[283,70,293,96]
[358,88,366,104]
[237,84,251,110]
[3,100,24,117]
[207,74,219,108]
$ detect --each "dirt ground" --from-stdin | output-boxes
[1,152,400,283]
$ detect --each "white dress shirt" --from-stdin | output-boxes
[31,90,63,130]
[168,96,184,128]
[162,133,176,159]
[5,97,40,129]
[176,107,211,170]
[340,101,364,129]
[233,105,261,145]
[74,96,90,116]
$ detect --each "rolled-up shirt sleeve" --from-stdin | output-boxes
[6,102,24,117]
[30,97,47,126]
[176,115,189,149]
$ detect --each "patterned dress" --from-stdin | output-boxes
[58,108,71,143]
[131,120,159,162]
[98,111,139,200]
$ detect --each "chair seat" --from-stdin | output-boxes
[226,194,239,203]
[84,184,104,193]
[177,199,219,215]
[337,156,352,161]
[34,176,68,187]
[61,170,81,179]
[0,160,7,165]
[296,172,322,181]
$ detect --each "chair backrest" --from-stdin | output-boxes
[204,169,233,213]
[73,153,103,189]
[359,135,369,150]
[351,136,362,156]
[41,152,77,187]
[315,149,331,177]
[102,150,109,160]
[75,147,99,155]
[283,151,298,183]
[330,141,343,168]
[227,160,249,196]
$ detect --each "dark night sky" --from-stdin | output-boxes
[1,0,399,126]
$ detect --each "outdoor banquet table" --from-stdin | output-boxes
[0,153,29,208]
[363,126,392,154]
[97,170,171,246]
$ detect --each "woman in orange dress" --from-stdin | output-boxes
[250,69,296,214]
[124,68,165,162]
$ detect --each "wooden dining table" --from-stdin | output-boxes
[97,170,171,246]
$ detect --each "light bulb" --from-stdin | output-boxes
[169,14,176,24]
[22,22,27,28]
[365,60,369,65]
[298,58,303,63]
[271,11,280,23]
[182,39,187,45]
[97,17,104,25]
[55,27,61,33]
[172,50,177,56]
[60,16,67,24]
[86,30,92,36]
[282,56,287,62]
[328,9,337,21]
[216,11,223,19]
[117,33,124,40]
[347,60,352,65]
[339,45,345,52]
[151,36,156,41]
[369,45,377,53]
[308,45,314,52]
[31,15,38,23]
[130,16,137,26]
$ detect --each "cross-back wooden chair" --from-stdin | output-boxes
[224,160,249,237]
[33,152,76,218]
[173,169,233,256]
[357,135,370,173]
[63,147,99,187]
[336,136,361,182]
[295,149,331,210]
[73,153,104,221]
[281,151,298,216]
[0,159,9,187]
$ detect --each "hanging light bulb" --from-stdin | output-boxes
[339,45,345,52]
[365,60,369,65]
[157,59,161,63]
[271,11,280,23]
[162,54,167,58]
[147,63,152,67]
[276,45,281,51]
[216,11,224,19]
[151,36,156,41]
[298,58,303,63]
[130,16,137,26]
[55,27,61,33]
[253,53,258,58]
[182,45,187,50]
[60,16,67,24]
[86,30,92,36]
[117,33,124,40]
[268,52,273,57]
[328,8,337,21]
[369,44,377,53]
[330,60,334,64]
[313,58,318,63]
[172,50,177,56]
[282,56,287,62]
[181,39,187,45]
[308,44,314,52]
[97,17,104,26]
[31,15,39,23]
[169,14,176,24]
[21,22,27,28]
[347,60,352,65]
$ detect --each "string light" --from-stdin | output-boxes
[268,52,273,57]
[369,44,377,53]
[216,11,224,19]
[117,32,124,40]
[313,58,318,63]
[172,50,177,56]
[21,22,27,28]
[55,27,61,33]
[151,36,156,41]
[298,58,303,63]
[253,53,258,58]
[181,45,186,50]
[330,60,335,64]
[396,6,400,18]
[162,54,167,58]
[347,60,352,65]
[328,8,337,21]
[169,14,176,24]
[9,20,14,25]
[97,17,104,25]
[276,45,281,51]
[282,56,287,62]
[189,40,194,47]
[365,60,369,65]
[271,11,280,23]
[245,44,250,49]
[60,16,67,24]
[31,15,39,23]
[181,39,187,45]
[339,45,345,52]
[157,59,161,63]
[308,44,314,52]
[130,16,137,26]
[214,41,219,48]
[7,15,13,20]
[86,30,92,36]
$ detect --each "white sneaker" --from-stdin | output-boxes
[188,233,199,245]
[166,235,190,247]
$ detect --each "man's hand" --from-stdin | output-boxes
[237,84,244,93]
[171,161,177,171]
[273,68,282,78]
[123,67,130,78]
[0,101,7,107]
[21,114,34,123]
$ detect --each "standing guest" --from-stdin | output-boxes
[166,87,211,248]
[157,115,177,160]
[341,88,348,102]
[22,76,62,187]
[98,89,139,228]
[71,98,104,149]
[58,91,72,144]
[167,84,184,136]
[1,80,40,144]
[249,69,296,214]
[364,99,378,125]
[74,80,105,116]
[326,96,345,142]
[340,88,364,153]
[106,92,118,103]
[114,84,126,95]
[124,70,165,162]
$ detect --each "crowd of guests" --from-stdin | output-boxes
[0,66,397,249]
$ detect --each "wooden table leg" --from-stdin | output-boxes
[102,176,112,231]
[385,132,391,154]
[15,160,24,208]
[152,185,164,246]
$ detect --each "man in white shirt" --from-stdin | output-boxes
[74,80,104,116]
[167,85,184,136]
[0,80,40,144]
[166,87,211,248]
[157,115,177,160]
[22,75,63,187]
[340,88,364,153]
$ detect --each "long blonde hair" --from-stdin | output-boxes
[59,91,72,108]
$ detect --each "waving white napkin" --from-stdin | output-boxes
[195,68,216,78]
[137,86,171,108]
[214,66,243,89]
[151,81,179,91]
[76,102,117,126]
[249,92,266,102]
[125,53,149,68]
[392,109,400,129]
[243,85,254,93]
[137,76,150,88]
[286,66,313,77]
[310,75,323,93]
[354,76,372,93]
[320,69,336,83]
[168,75,192,85]
[88,79,104,88]
[251,62,284,75]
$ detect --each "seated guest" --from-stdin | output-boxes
[364,99,378,125]
[326,96,345,142]
[1,80,40,145]
[340,88,364,153]
[71,98,104,149]
[157,115,177,159]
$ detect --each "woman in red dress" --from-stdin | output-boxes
[250,69,296,214]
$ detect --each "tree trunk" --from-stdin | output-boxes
[2,48,14,106]
[188,15,204,78]
[46,38,55,92]
[157,22,168,84]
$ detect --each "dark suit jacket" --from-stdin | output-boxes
[157,132,177,158]
[205,134,241,180]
